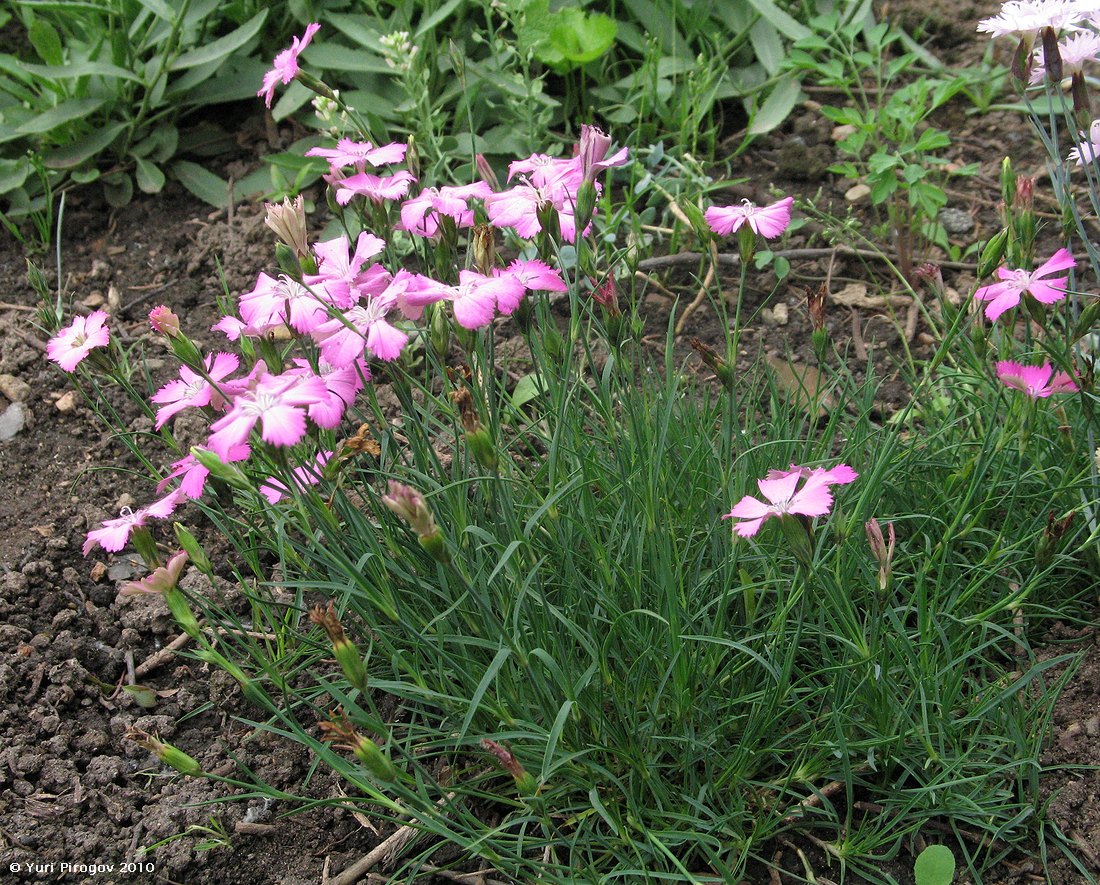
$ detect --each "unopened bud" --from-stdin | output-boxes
[264,195,309,261]
[593,274,621,317]
[1015,176,1034,211]
[320,711,397,781]
[1011,36,1033,84]
[977,229,1009,279]
[864,518,895,591]
[121,550,189,597]
[689,337,734,390]
[806,282,827,333]
[127,728,203,776]
[382,481,450,563]
[779,515,816,571]
[309,602,368,692]
[1041,27,1062,82]
[174,524,212,576]
[471,224,497,276]
[476,153,500,192]
[481,739,538,796]
[190,447,254,492]
[406,135,420,182]
[1072,71,1091,123]
[451,386,498,470]
[574,181,599,236]
[1000,157,1014,211]
[737,225,756,267]
[149,305,181,337]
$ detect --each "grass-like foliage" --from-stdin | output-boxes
[37,13,1100,883]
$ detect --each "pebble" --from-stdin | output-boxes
[832,124,857,142]
[0,402,27,440]
[0,373,31,402]
[1086,715,1100,737]
[938,207,975,235]
[845,183,871,202]
[55,391,78,413]
[772,303,789,326]
[82,292,105,308]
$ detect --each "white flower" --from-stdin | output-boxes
[978,0,1083,40]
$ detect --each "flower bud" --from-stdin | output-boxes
[976,229,1009,280]
[574,181,599,237]
[148,305,181,337]
[320,711,397,781]
[451,386,498,470]
[476,153,500,192]
[1041,26,1062,82]
[864,518,895,592]
[481,739,538,797]
[190,447,254,492]
[1036,511,1073,569]
[382,481,450,563]
[164,587,202,640]
[737,225,756,267]
[127,728,203,777]
[471,224,497,276]
[309,602,368,692]
[689,337,734,391]
[174,524,212,576]
[121,550,189,597]
[1000,157,1015,211]
[779,515,815,571]
[264,195,309,262]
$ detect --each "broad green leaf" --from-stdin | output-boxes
[541,8,617,69]
[102,171,134,208]
[749,20,784,74]
[326,13,385,49]
[747,75,800,136]
[304,43,393,74]
[170,9,267,70]
[171,58,269,104]
[134,157,165,193]
[511,373,546,409]
[743,0,811,40]
[914,845,956,885]
[18,61,141,83]
[16,98,108,135]
[0,158,29,194]
[133,0,176,21]
[29,19,64,66]
[172,160,228,208]
[414,0,466,39]
[621,0,685,55]
[71,168,100,184]
[43,122,126,168]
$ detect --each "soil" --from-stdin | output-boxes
[1,5,1099,885]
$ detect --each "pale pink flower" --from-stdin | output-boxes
[1029,30,1100,83]
[121,551,189,596]
[1067,119,1100,165]
[974,248,1074,321]
[47,310,110,372]
[258,23,321,108]
[705,197,794,239]
[83,489,184,556]
[306,139,407,173]
[577,125,630,185]
[977,0,1082,40]
[207,372,329,457]
[485,181,585,242]
[151,352,239,429]
[335,170,416,206]
[236,273,327,335]
[996,360,1078,397]
[724,463,857,538]
[260,451,333,504]
[398,182,493,238]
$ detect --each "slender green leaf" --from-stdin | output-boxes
[303,43,393,74]
[18,61,141,82]
[414,0,465,39]
[742,0,811,40]
[29,18,64,66]
[747,76,801,136]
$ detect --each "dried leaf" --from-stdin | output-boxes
[766,355,833,419]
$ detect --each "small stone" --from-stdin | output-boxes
[0,402,27,441]
[772,303,789,326]
[116,493,136,510]
[1086,715,1100,736]
[89,562,108,584]
[107,284,122,311]
[82,292,106,308]
[938,207,974,235]
[55,391,78,413]
[832,124,857,142]
[917,332,935,346]
[845,183,871,202]
[89,259,111,280]
[0,373,31,402]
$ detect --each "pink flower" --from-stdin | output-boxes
[47,310,110,372]
[259,451,333,504]
[158,444,250,499]
[148,306,180,336]
[974,248,1074,321]
[151,352,239,429]
[83,489,184,556]
[237,273,329,335]
[723,463,857,538]
[304,232,388,308]
[398,182,493,238]
[258,23,321,108]
[500,258,568,293]
[288,358,370,428]
[996,360,1078,397]
[485,181,586,242]
[207,372,330,457]
[412,270,527,329]
[577,125,630,185]
[705,197,794,240]
[1030,30,1100,83]
[306,139,407,173]
[335,170,417,206]
[311,289,409,365]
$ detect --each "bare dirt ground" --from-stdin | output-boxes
[1,5,1098,885]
